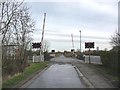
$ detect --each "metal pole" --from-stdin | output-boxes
[71,33,75,58]
[71,33,74,49]
[40,48,41,62]
[0,35,2,90]
[89,48,91,64]
[79,30,81,53]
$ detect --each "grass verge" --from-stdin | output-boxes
[2,61,49,88]
[86,64,119,87]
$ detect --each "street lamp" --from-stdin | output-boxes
[79,30,81,53]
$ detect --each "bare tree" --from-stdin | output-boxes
[1,0,35,75]
[42,40,50,52]
[110,31,120,47]
[0,0,34,45]
[0,1,24,44]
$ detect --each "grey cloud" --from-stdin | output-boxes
[28,2,117,33]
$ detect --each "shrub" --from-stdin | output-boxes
[44,51,51,61]
[99,51,118,76]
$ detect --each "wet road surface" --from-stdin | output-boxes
[22,64,86,88]
[51,54,84,63]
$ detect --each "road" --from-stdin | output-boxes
[21,55,87,88]
[51,54,84,64]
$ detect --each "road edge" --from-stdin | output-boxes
[74,66,95,88]
[13,63,52,88]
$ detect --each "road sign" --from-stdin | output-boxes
[71,49,74,52]
[85,42,94,48]
[32,42,41,48]
[51,50,55,53]
[85,42,95,64]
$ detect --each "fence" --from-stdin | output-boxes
[32,55,44,62]
[84,55,102,64]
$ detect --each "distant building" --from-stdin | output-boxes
[50,50,56,58]
[96,47,99,51]
[51,50,55,53]
[49,54,55,57]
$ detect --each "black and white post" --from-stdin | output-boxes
[40,13,46,62]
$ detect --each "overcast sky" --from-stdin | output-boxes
[25,0,119,52]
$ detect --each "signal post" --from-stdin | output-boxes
[85,42,94,64]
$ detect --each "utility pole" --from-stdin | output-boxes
[40,13,46,62]
[0,34,2,90]
[71,33,75,57]
[79,30,81,53]
[71,33,74,49]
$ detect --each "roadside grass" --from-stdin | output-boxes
[86,64,119,87]
[2,61,49,88]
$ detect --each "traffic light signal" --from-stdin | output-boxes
[40,42,42,49]
[51,50,55,52]
[32,43,36,48]
[90,42,94,48]
[71,49,74,52]
[32,42,41,48]
[36,43,40,48]
[85,42,94,48]
[85,42,89,48]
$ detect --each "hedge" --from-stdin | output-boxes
[99,51,118,76]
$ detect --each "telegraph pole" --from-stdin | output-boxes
[71,33,75,57]
[0,34,2,90]
[71,33,74,49]
[40,13,46,62]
